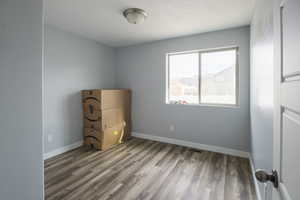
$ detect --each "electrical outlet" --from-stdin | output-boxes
[48,134,53,143]
[169,125,175,132]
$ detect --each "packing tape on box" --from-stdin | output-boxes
[118,121,127,144]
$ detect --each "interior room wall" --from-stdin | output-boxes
[44,25,115,154]
[115,26,251,152]
[250,0,274,198]
[0,0,44,199]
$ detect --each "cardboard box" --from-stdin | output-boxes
[84,123,126,151]
[83,102,101,122]
[82,90,101,102]
[101,123,125,150]
[84,118,102,130]
[82,89,131,150]
[84,128,102,150]
[101,90,124,110]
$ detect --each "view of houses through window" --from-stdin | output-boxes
[167,47,238,105]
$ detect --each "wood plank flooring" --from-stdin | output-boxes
[44,138,256,200]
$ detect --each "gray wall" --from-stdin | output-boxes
[250,0,274,198]
[0,0,44,199]
[116,26,251,152]
[44,25,115,154]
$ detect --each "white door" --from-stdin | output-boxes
[273,0,300,199]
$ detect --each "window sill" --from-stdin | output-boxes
[165,102,240,109]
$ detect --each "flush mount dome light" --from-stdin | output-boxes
[123,8,148,24]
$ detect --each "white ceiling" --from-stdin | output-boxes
[46,0,255,47]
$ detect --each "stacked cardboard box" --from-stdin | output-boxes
[82,89,131,150]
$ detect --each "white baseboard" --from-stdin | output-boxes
[249,155,263,200]
[43,140,83,160]
[132,132,249,158]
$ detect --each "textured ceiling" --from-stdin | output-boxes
[46,0,255,47]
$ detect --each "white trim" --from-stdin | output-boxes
[166,45,238,56]
[43,140,83,160]
[249,155,263,200]
[132,132,249,158]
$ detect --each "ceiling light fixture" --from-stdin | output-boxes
[123,8,148,24]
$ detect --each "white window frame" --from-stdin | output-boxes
[166,46,239,107]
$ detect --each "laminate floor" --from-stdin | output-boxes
[44,138,256,200]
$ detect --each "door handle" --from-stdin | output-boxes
[255,169,279,188]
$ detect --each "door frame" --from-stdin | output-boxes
[273,0,282,198]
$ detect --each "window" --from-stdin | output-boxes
[166,47,238,106]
